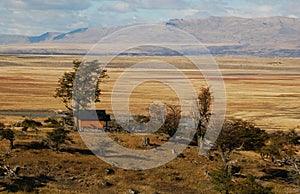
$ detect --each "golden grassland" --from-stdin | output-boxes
[0,55,300,193]
[0,55,300,131]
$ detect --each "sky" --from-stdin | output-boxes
[0,0,299,36]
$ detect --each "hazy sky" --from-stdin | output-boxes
[0,0,299,35]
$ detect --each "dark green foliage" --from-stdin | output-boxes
[217,119,268,151]
[0,122,5,129]
[259,129,300,185]
[54,60,108,111]
[157,104,181,136]
[0,128,15,149]
[216,119,268,163]
[44,117,62,128]
[54,60,108,130]
[46,128,75,151]
[21,119,42,128]
[260,129,300,161]
[44,116,74,130]
[211,168,274,194]
[197,87,212,138]
[287,129,300,145]
[260,129,300,185]
[289,169,300,186]
[0,166,5,176]
[234,120,269,151]
[54,61,78,111]
[210,166,233,194]
[109,119,125,132]
[234,175,274,194]
[133,114,150,123]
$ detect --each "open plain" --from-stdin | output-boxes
[0,55,299,131]
[0,55,300,193]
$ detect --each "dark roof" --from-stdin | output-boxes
[77,110,111,121]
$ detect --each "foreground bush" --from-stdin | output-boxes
[0,128,15,149]
[44,127,74,151]
[21,119,43,128]
[234,175,274,194]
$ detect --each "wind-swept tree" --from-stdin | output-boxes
[54,60,108,129]
[191,87,213,147]
[216,119,268,165]
[210,120,272,194]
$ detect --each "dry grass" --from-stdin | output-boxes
[0,129,299,193]
[0,129,215,193]
[2,55,299,130]
[0,55,300,193]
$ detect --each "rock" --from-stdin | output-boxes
[105,168,115,175]
[55,165,62,170]
[129,188,138,194]
[101,180,112,186]
[68,177,76,181]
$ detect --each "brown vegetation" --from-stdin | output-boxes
[0,55,299,193]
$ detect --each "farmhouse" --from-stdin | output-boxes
[77,110,110,129]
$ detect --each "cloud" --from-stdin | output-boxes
[0,5,88,35]
[0,0,299,35]
[244,0,279,4]
[281,1,300,18]
[2,0,92,10]
[0,0,92,35]
[225,1,300,18]
[99,2,135,13]
[138,0,189,9]
[99,0,189,13]
[166,9,199,18]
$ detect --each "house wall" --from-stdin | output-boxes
[79,120,105,128]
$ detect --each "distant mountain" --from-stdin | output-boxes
[29,32,61,43]
[52,28,88,41]
[0,34,29,44]
[166,16,300,45]
[0,16,299,57]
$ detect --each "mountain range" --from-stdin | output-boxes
[0,16,299,57]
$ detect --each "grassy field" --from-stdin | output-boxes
[0,55,300,193]
[0,129,299,193]
[0,55,299,131]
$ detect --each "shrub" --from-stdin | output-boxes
[211,168,274,194]
[46,127,74,151]
[0,122,5,129]
[0,128,15,149]
[234,175,274,194]
[260,129,300,161]
[210,166,233,194]
[44,117,62,127]
[157,104,181,136]
[215,119,268,163]
[21,119,43,128]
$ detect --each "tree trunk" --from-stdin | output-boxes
[9,140,14,150]
[73,102,79,131]
[219,148,228,164]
